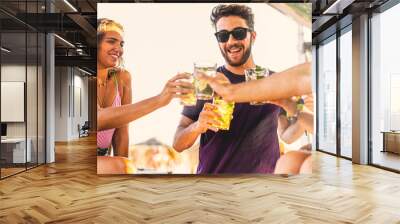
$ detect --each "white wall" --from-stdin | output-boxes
[1,65,27,138]
[72,73,89,138]
[75,74,89,122]
[54,67,89,141]
[55,66,69,141]
[98,3,311,146]
[1,64,45,163]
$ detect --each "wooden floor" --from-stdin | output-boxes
[1,163,44,178]
[0,135,400,223]
[372,151,400,171]
[1,167,26,178]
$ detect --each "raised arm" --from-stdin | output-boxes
[97,73,192,131]
[278,115,306,144]
[200,62,311,103]
[98,95,165,131]
[173,104,221,152]
[173,116,202,152]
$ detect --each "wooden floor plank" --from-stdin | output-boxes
[0,135,399,223]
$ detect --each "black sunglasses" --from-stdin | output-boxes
[214,27,252,43]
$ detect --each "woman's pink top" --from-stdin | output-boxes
[97,74,122,149]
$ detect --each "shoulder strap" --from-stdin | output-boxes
[110,69,119,96]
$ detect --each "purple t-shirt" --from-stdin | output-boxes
[182,66,281,174]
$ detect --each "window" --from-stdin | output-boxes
[339,27,352,158]
[0,1,46,179]
[317,36,337,154]
[370,3,400,171]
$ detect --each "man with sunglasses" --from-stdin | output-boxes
[173,4,281,174]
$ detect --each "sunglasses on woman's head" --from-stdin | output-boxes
[214,27,252,43]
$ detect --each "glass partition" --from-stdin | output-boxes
[339,27,352,158]
[0,1,46,179]
[1,31,28,178]
[370,3,400,171]
[317,36,337,155]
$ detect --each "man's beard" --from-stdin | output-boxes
[220,41,252,67]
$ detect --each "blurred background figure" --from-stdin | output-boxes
[130,139,199,174]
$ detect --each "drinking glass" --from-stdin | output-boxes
[194,62,217,100]
[244,66,270,105]
[211,96,235,131]
[179,73,196,106]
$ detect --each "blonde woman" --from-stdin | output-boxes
[97,19,191,173]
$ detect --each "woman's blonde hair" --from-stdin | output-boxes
[97,18,124,41]
[97,18,125,69]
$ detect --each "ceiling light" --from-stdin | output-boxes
[54,34,75,48]
[323,0,355,15]
[1,47,11,53]
[63,0,78,12]
[77,67,92,76]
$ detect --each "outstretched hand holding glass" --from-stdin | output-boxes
[197,62,311,103]
[97,73,194,131]
[158,73,194,106]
